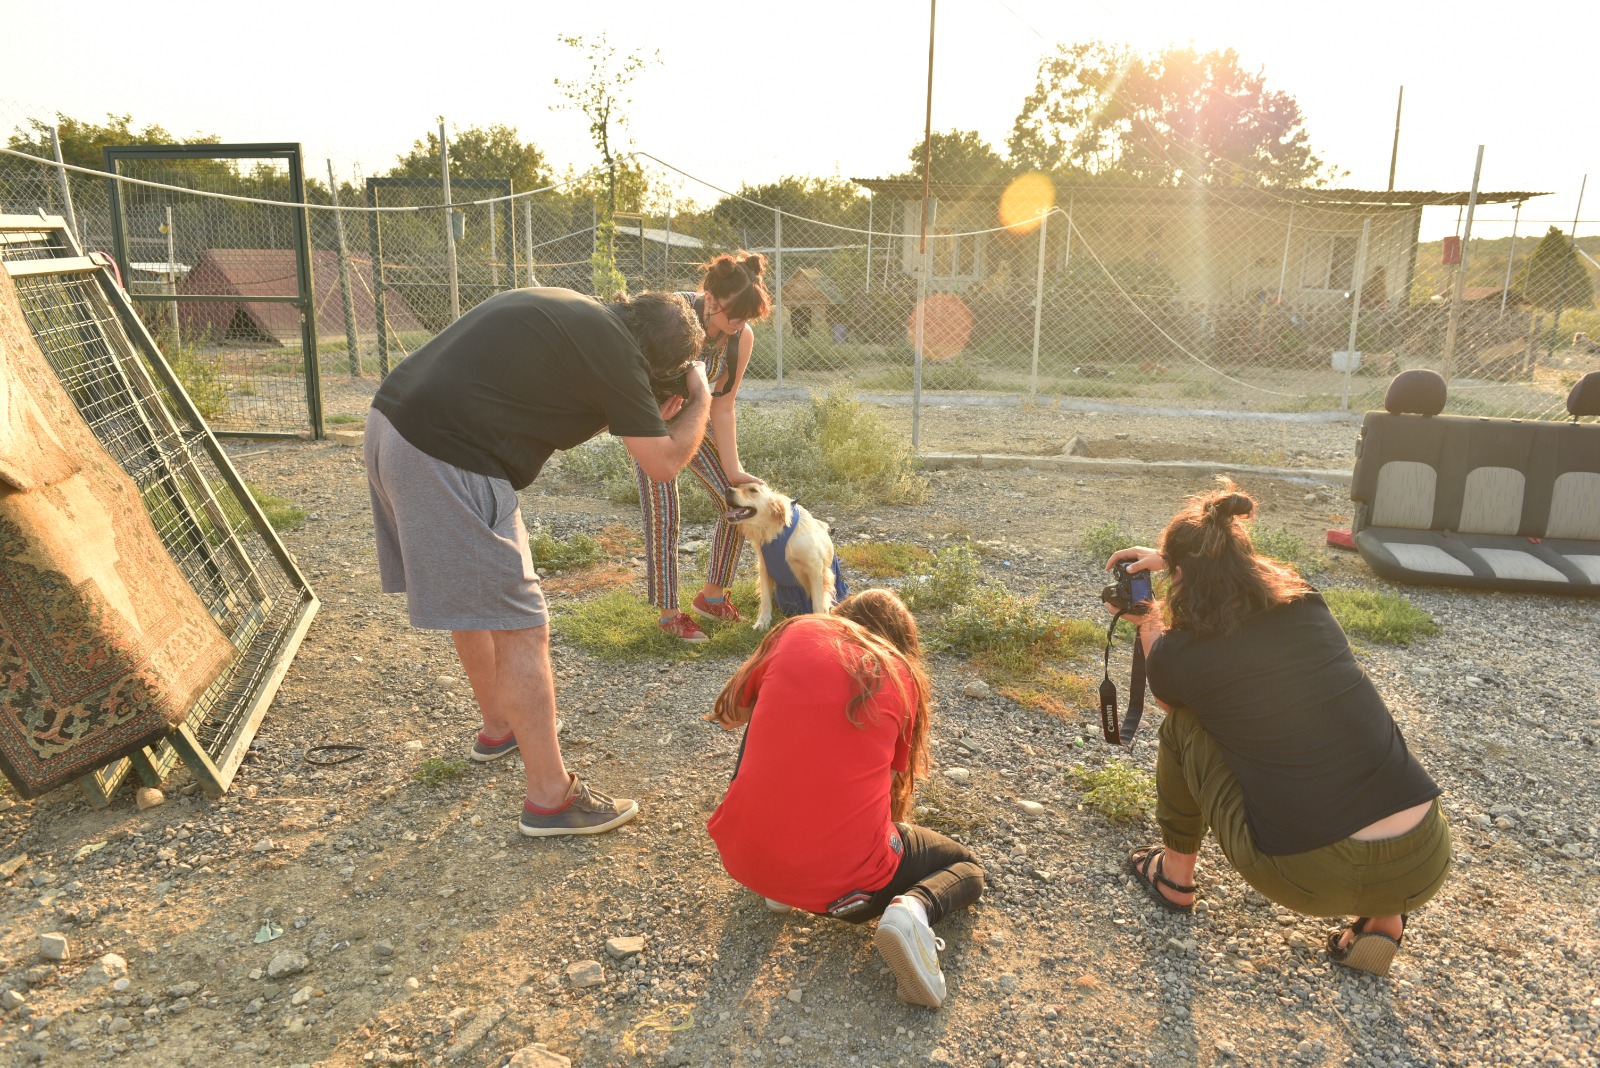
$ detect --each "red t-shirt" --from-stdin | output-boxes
[706,618,914,913]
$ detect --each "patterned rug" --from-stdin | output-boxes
[0,271,234,798]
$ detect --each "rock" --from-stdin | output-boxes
[507,1046,572,1068]
[329,429,364,447]
[85,954,128,985]
[929,1049,958,1065]
[373,939,395,959]
[38,934,68,962]
[604,937,644,960]
[963,680,991,699]
[2,989,25,1010]
[252,839,274,854]
[943,767,971,784]
[0,854,28,879]
[290,985,312,1007]
[1065,434,1089,457]
[108,1016,133,1034]
[1215,1038,1236,1056]
[134,788,165,811]
[998,973,1019,994]
[167,982,200,999]
[1015,799,1046,817]
[266,950,309,979]
[565,961,603,988]
[786,988,803,1004]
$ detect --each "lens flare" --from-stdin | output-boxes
[906,292,973,363]
[999,173,1056,235]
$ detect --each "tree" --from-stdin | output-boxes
[1521,226,1595,357]
[899,130,1012,184]
[553,33,659,296]
[388,123,550,193]
[7,112,220,170]
[1009,42,1336,188]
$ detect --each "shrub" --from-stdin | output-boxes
[413,757,469,786]
[1324,588,1439,646]
[900,543,986,611]
[528,525,609,573]
[1068,761,1156,821]
[1080,519,1137,565]
[1249,523,1325,576]
[836,541,931,578]
[937,586,1100,675]
[158,335,229,420]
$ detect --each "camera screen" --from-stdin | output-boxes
[1128,571,1154,604]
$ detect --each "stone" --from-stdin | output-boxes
[252,839,274,854]
[167,982,200,999]
[38,934,68,962]
[108,1016,133,1034]
[1015,800,1046,817]
[329,429,365,447]
[134,788,165,811]
[0,854,28,879]
[786,988,803,1004]
[266,950,309,980]
[1065,434,1089,457]
[2,989,25,1010]
[943,767,971,784]
[604,937,644,960]
[290,985,313,1007]
[85,954,128,985]
[565,961,603,988]
[507,1046,572,1068]
[962,681,991,699]
[373,939,395,959]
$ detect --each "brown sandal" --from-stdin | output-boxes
[1327,916,1405,976]
[1126,846,1195,914]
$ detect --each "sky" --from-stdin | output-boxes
[4,0,1595,242]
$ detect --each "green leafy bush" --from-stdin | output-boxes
[1069,762,1156,821]
[1249,523,1325,576]
[1080,519,1137,564]
[900,543,986,611]
[528,525,608,573]
[413,757,469,786]
[1324,588,1439,645]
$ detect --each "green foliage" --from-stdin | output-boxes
[7,111,221,171]
[1009,41,1335,188]
[159,336,229,421]
[325,413,363,425]
[1323,588,1439,645]
[528,525,609,573]
[554,584,763,661]
[1521,227,1595,314]
[413,758,469,786]
[1068,761,1156,821]
[387,123,550,192]
[1080,519,1137,564]
[898,129,1013,183]
[711,176,870,252]
[936,585,1102,674]
[836,541,931,578]
[1249,523,1324,575]
[900,543,987,610]
[591,216,627,298]
[248,484,305,530]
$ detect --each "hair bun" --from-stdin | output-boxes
[742,252,766,280]
[1213,493,1253,519]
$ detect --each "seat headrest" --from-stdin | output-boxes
[1568,371,1600,418]
[1384,369,1447,416]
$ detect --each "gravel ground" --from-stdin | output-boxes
[0,397,1596,1068]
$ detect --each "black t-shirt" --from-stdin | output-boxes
[370,288,667,489]
[1147,592,1440,856]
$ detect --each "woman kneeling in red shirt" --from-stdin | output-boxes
[705,589,984,1008]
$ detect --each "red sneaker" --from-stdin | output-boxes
[658,611,709,643]
[691,592,743,624]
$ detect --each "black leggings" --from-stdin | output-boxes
[836,823,985,927]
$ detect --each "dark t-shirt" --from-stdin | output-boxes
[370,288,667,489]
[1147,592,1440,856]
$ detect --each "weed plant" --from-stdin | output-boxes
[899,543,986,611]
[837,541,931,578]
[1323,588,1439,645]
[1080,519,1139,564]
[325,413,363,426]
[937,586,1102,675]
[1068,761,1156,821]
[248,484,305,530]
[528,525,609,574]
[156,332,229,420]
[413,758,468,786]
[555,582,764,661]
[1249,523,1325,576]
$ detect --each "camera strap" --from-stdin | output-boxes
[1098,611,1148,748]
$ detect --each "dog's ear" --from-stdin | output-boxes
[765,493,787,525]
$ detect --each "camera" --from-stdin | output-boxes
[1101,562,1154,613]
[650,360,699,403]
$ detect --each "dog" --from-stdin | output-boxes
[723,482,848,629]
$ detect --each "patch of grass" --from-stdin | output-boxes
[837,540,931,578]
[248,484,305,530]
[938,586,1102,677]
[1226,447,1290,467]
[1323,588,1439,646]
[900,543,986,611]
[913,775,986,839]
[1068,761,1156,821]
[528,525,610,574]
[1249,523,1325,576]
[856,363,1011,393]
[156,332,229,420]
[996,668,1098,721]
[554,582,764,662]
[413,757,469,786]
[1080,519,1138,564]
[326,413,363,426]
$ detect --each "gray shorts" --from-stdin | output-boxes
[365,409,548,631]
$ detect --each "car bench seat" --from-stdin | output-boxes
[1349,369,1600,595]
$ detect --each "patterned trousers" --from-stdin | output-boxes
[634,435,747,612]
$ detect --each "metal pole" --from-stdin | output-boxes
[1342,216,1372,411]
[913,0,936,452]
[524,200,537,287]
[1442,145,1485,382]
[1572,174,1588,241]
[1276,203,1295,300]
[439,120,461,321]
[663,205,673,286]
[912,203,932,452]
[1388,86,1403,192]
[1500,200,1522,318]
[1062,197,1073,271]
[489,202,499,289]
[48,127,82,246]
[865,192,874,295]
[327,161,361,376]
[774,208,784,387]
[1029,210,1049,400]
[367,180,392,377]
[164,205,180,343]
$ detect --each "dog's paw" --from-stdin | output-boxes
[752,616,772,631]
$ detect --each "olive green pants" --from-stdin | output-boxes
[1156,708,1453,918]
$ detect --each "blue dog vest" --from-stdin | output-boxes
[759,501,849,616]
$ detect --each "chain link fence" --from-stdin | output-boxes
[5,93,1595,451]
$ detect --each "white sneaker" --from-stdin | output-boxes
[763,897,796,914]
[873,897,947,1007]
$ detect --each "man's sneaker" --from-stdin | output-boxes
[692,592,744,624]
[518,773,639,837]
[468,720,562,763]
[873,897,948,1007]
[658,612,709,643]
[470,731,519,762]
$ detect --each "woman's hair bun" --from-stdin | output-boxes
[1208,492,1254,520]
[741,252,766,280]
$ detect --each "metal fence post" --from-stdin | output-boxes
[1029,210,1049,400]
[1277,203,1295,300]
[865,192,874,295]
[774,208,784,387]
[439,120,461,321]
[1442,145,1485,382]
[1341,216,1372,410]
[489,201,499,290]
[327,160,361,376]
[48,127,82,247]
[163,206,180,343]
[366,181,392,377]
[524,199,537,287]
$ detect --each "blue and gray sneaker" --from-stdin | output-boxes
[874,897,947,1007]
[469,720,562,763]
[519,774,639,837]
